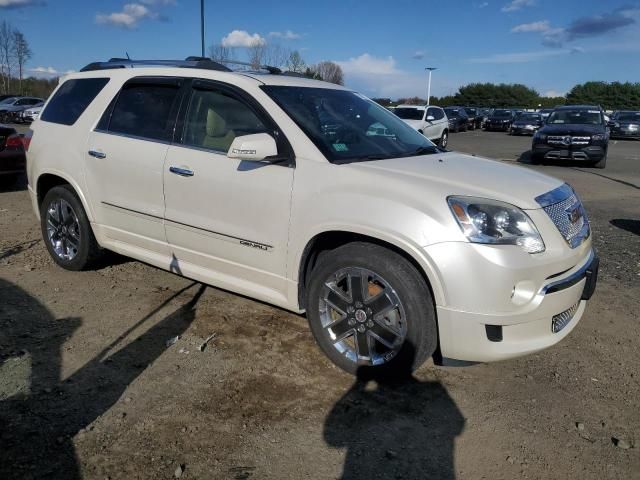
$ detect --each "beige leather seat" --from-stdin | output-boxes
[202,108,235,152]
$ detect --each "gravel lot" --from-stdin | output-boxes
[1,128,639,479]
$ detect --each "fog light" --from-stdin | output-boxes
[552,302,580,333]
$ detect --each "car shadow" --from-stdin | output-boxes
[610,219,640,236]
[324,345,465,480]
[0,238,40,261]
[0,278,206,479]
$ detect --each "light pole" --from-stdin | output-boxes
[425,67,437,105]
[200,0,205,57]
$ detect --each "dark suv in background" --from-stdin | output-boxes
[609,110,640,139]
[443,107,469,132]
[484,109,515,131]
[531,105,608,168]
[463,107,483,129]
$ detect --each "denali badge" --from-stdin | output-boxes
[239,240,270,251]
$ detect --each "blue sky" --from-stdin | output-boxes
[2,0,640,99]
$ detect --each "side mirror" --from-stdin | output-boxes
[426,115,435,122]
[227,133,278,162]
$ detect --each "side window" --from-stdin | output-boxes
[15,99,30,106]
[428,108,444,120]
[182,87,269,153]
[108,82,180,142]
[41,78,109,126]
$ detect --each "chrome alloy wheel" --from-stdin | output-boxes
[319,267,407,366]
[45,198,81,261]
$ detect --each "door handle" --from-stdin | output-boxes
[169,166,194,177]
[88,150,106,159]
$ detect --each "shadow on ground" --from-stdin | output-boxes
[324,347,465,480]
[610,219,640,236]
[0,278,205,479]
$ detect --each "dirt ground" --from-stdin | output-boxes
[1,130,639,479]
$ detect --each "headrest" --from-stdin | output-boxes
[206,108,227,137]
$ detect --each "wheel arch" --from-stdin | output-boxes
[296,229,444,311]
[35,170,94,222]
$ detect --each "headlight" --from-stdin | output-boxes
[591,134,605,141]
[448,197,545,253]
[533,131,546,141]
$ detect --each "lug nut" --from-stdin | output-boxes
[357,325,366,333]
[348,318,356,326]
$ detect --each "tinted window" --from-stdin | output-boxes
[394,107,425,120]
[109,83,180,141]
[41,78,109,126]
[428,108,445,120]
[182,87,269,153]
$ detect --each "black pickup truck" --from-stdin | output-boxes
[531,105,608,168]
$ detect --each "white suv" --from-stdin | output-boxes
[394,104,449,147]
[27,58,598,376]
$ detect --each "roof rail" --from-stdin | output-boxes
[80,57,232,73]
[210,58,282,74]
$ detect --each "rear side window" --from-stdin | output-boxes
[107,82,181,142]
[428,108,445,120]
[41,78,109,126]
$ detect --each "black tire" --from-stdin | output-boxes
[530,152,543,164]
[40,185,102,271]
[438,130,449,149]
[305,242,438,377]
[593,154,607,169]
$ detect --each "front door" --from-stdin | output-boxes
[162,81,294,300]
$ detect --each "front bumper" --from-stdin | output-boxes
[511,126,537,135]
[610,127,640,138]
[486,122,510,131]
[425,238,596,363]
[532,143,606,161]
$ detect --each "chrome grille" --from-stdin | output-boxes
[547,135,591,146]
[537,184,590,248]
[552,301,580,333]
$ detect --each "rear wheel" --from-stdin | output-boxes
[306,242,437,377]
[40,185,102,271]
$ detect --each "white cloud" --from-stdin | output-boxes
[221,30,266,47]
[96,3,158,29]
[0,0,42,8]
[334,53,455,99]
[478,2,489,8]
[502,0,536,12]
[140,0,175,4]
[28,66,75,77]
[268,30,302,40]
[511,20,550,33]
[412,50,426,59]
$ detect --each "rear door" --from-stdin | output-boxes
[162,80,294,300]
[84,77,183,253]
[426,107,445,140]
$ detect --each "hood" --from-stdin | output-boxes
[401,119,424,130]
[345,152,562,210]
[489,116,511,121]
[539,124,604,135]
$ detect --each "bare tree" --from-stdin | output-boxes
[313,61,344,85]
[287,50,306,73]
[0,21,16,94]
[13,31,31,95]
[247,40,266,69]
[208,43,236,66]
[263,44,290,68]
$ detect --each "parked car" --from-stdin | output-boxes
[532,105,608,168]
[608,111,640,139]
[16,103,44,124]
[0,96,45,123]
[538,108,554,120]
[27,57,598,375]
[394,104,449,147]
[463,107,483,130]
[484,109,515,131]
[510,112,543,136]
[443,107,469,132]
[0,125,26,181]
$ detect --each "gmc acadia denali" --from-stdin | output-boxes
[26,58,598,376]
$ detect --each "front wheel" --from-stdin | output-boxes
[40,185,102,271]
[306,242,438,377]
[593,154,607,169]
[438,130,449,148]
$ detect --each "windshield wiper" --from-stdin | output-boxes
[405,146,439,157]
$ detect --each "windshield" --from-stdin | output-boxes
[444,108,461,117]
[394,107,425,120]
[547,109,602,125]
[466,108,477,115]
[516,113,541,122]
[262,86,439,163]
[492,110,511,117]
[617,112,640,122]
[0,97,17,105]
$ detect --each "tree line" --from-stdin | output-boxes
[0,20,33,95]
[209,41,344,85]
[377,81,640,110]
